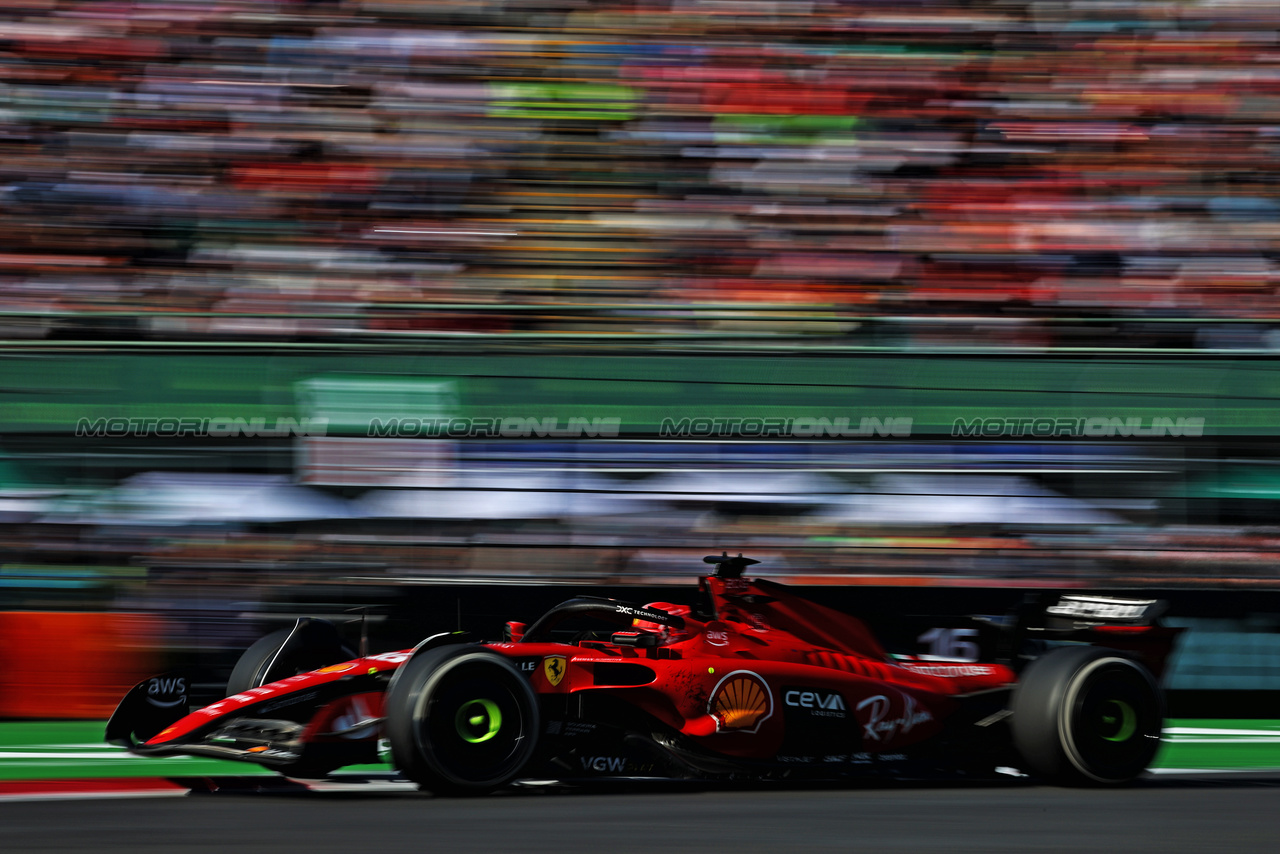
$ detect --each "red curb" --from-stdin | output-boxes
[0,778,186,798]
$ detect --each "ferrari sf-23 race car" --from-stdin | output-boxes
[107,554,1182,794]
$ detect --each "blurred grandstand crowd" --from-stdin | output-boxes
[3,0,1280,346]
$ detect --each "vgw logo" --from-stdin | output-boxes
[581,756,626,773]
[785,689,846,717]
[145,676,187,708]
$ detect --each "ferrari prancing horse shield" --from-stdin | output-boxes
[543,655,567,687]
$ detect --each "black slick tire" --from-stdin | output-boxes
[226,619,355,697]
[1011,645,1164,785]
[384,645,539,796]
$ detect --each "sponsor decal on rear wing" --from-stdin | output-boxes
[1045,595,1164,624]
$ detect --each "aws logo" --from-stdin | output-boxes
[709,671,772,733]
[705,621,731,647]
[145,676,187,709]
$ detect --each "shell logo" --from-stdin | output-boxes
[316,663,357,674]
[709,670,772,733]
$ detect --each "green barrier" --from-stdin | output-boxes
[0,350,1276,437]
[1155,720,1280,771]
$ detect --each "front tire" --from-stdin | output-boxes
[384,646,539,796]
[226,619,355,697]
[1012,645,1164,785]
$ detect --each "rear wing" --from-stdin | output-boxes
[1043,595,1167,627]
[999,593,1182,681]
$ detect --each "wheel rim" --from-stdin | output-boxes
[454,698,503,744]
[1063,658,1161,782]
[1099,699,1137,743]
[418,660,529,786]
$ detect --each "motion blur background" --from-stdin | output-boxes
[2,0,1280,721]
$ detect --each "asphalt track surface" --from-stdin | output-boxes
[4,774,1280,854]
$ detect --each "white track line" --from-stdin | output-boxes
[1164,727,1280,736]
[0,752,148,760]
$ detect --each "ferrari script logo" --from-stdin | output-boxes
[543,655,567,687]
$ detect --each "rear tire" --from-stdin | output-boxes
[1012,645,1163,785]
[384,646,539,796]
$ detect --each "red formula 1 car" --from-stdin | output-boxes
[107,554,1181,794]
